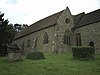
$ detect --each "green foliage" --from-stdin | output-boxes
[72,46,95,59]
[26,52,45,60]
[0,12,17,56]
[0,12,16,46]
[0,46,7,56]
[3,24,17,43]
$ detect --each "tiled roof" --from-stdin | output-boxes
[14,10,64,40]
[73,9,100,29]
[73,12,85,24]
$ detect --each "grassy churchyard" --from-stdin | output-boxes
[0,53,100,75]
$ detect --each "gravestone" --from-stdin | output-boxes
[7,44,21,61]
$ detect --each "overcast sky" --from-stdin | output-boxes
[0,0,100,25]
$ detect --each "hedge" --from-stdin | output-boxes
[26,52,45,60]
[72,46,95,60]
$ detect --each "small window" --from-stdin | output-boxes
[65,18,70,23]
[43,32,49,44]
[27,40,31,48]
[89,41,94,47]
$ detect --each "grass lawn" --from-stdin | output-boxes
[0,53,100,75]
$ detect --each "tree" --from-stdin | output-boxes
[0,13,9,56]
[0,12,17,56]
[14,24,28,33]
[0,12,4,29]
[14,24,22,33]
[4,24,17,44]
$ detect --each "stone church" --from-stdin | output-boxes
[14,7,100,55]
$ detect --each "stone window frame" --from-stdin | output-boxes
[65,18,70,24]
[75,33,82,46]
[64,30,70,45]
[21,42,24,54]
[43,32,49,44]
[27,39,31,48]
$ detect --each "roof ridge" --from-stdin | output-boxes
[85,8,100,15]
[74,12,85,17]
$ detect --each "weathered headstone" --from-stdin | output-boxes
[7,44,21,61]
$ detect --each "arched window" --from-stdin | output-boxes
[43,32,49,44]
[21,42,24,54]
[27,40,31,48]
[89,41,94,47]
[64,30,70,45]
[75,33,82,46]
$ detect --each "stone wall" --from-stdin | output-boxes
[14,25,57,55]
[56,7,74,53]
[73,22,100,54]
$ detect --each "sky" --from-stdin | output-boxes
[0,0,100,25]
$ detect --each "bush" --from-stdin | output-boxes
[26,52,45,60]
[72,46,95,60]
